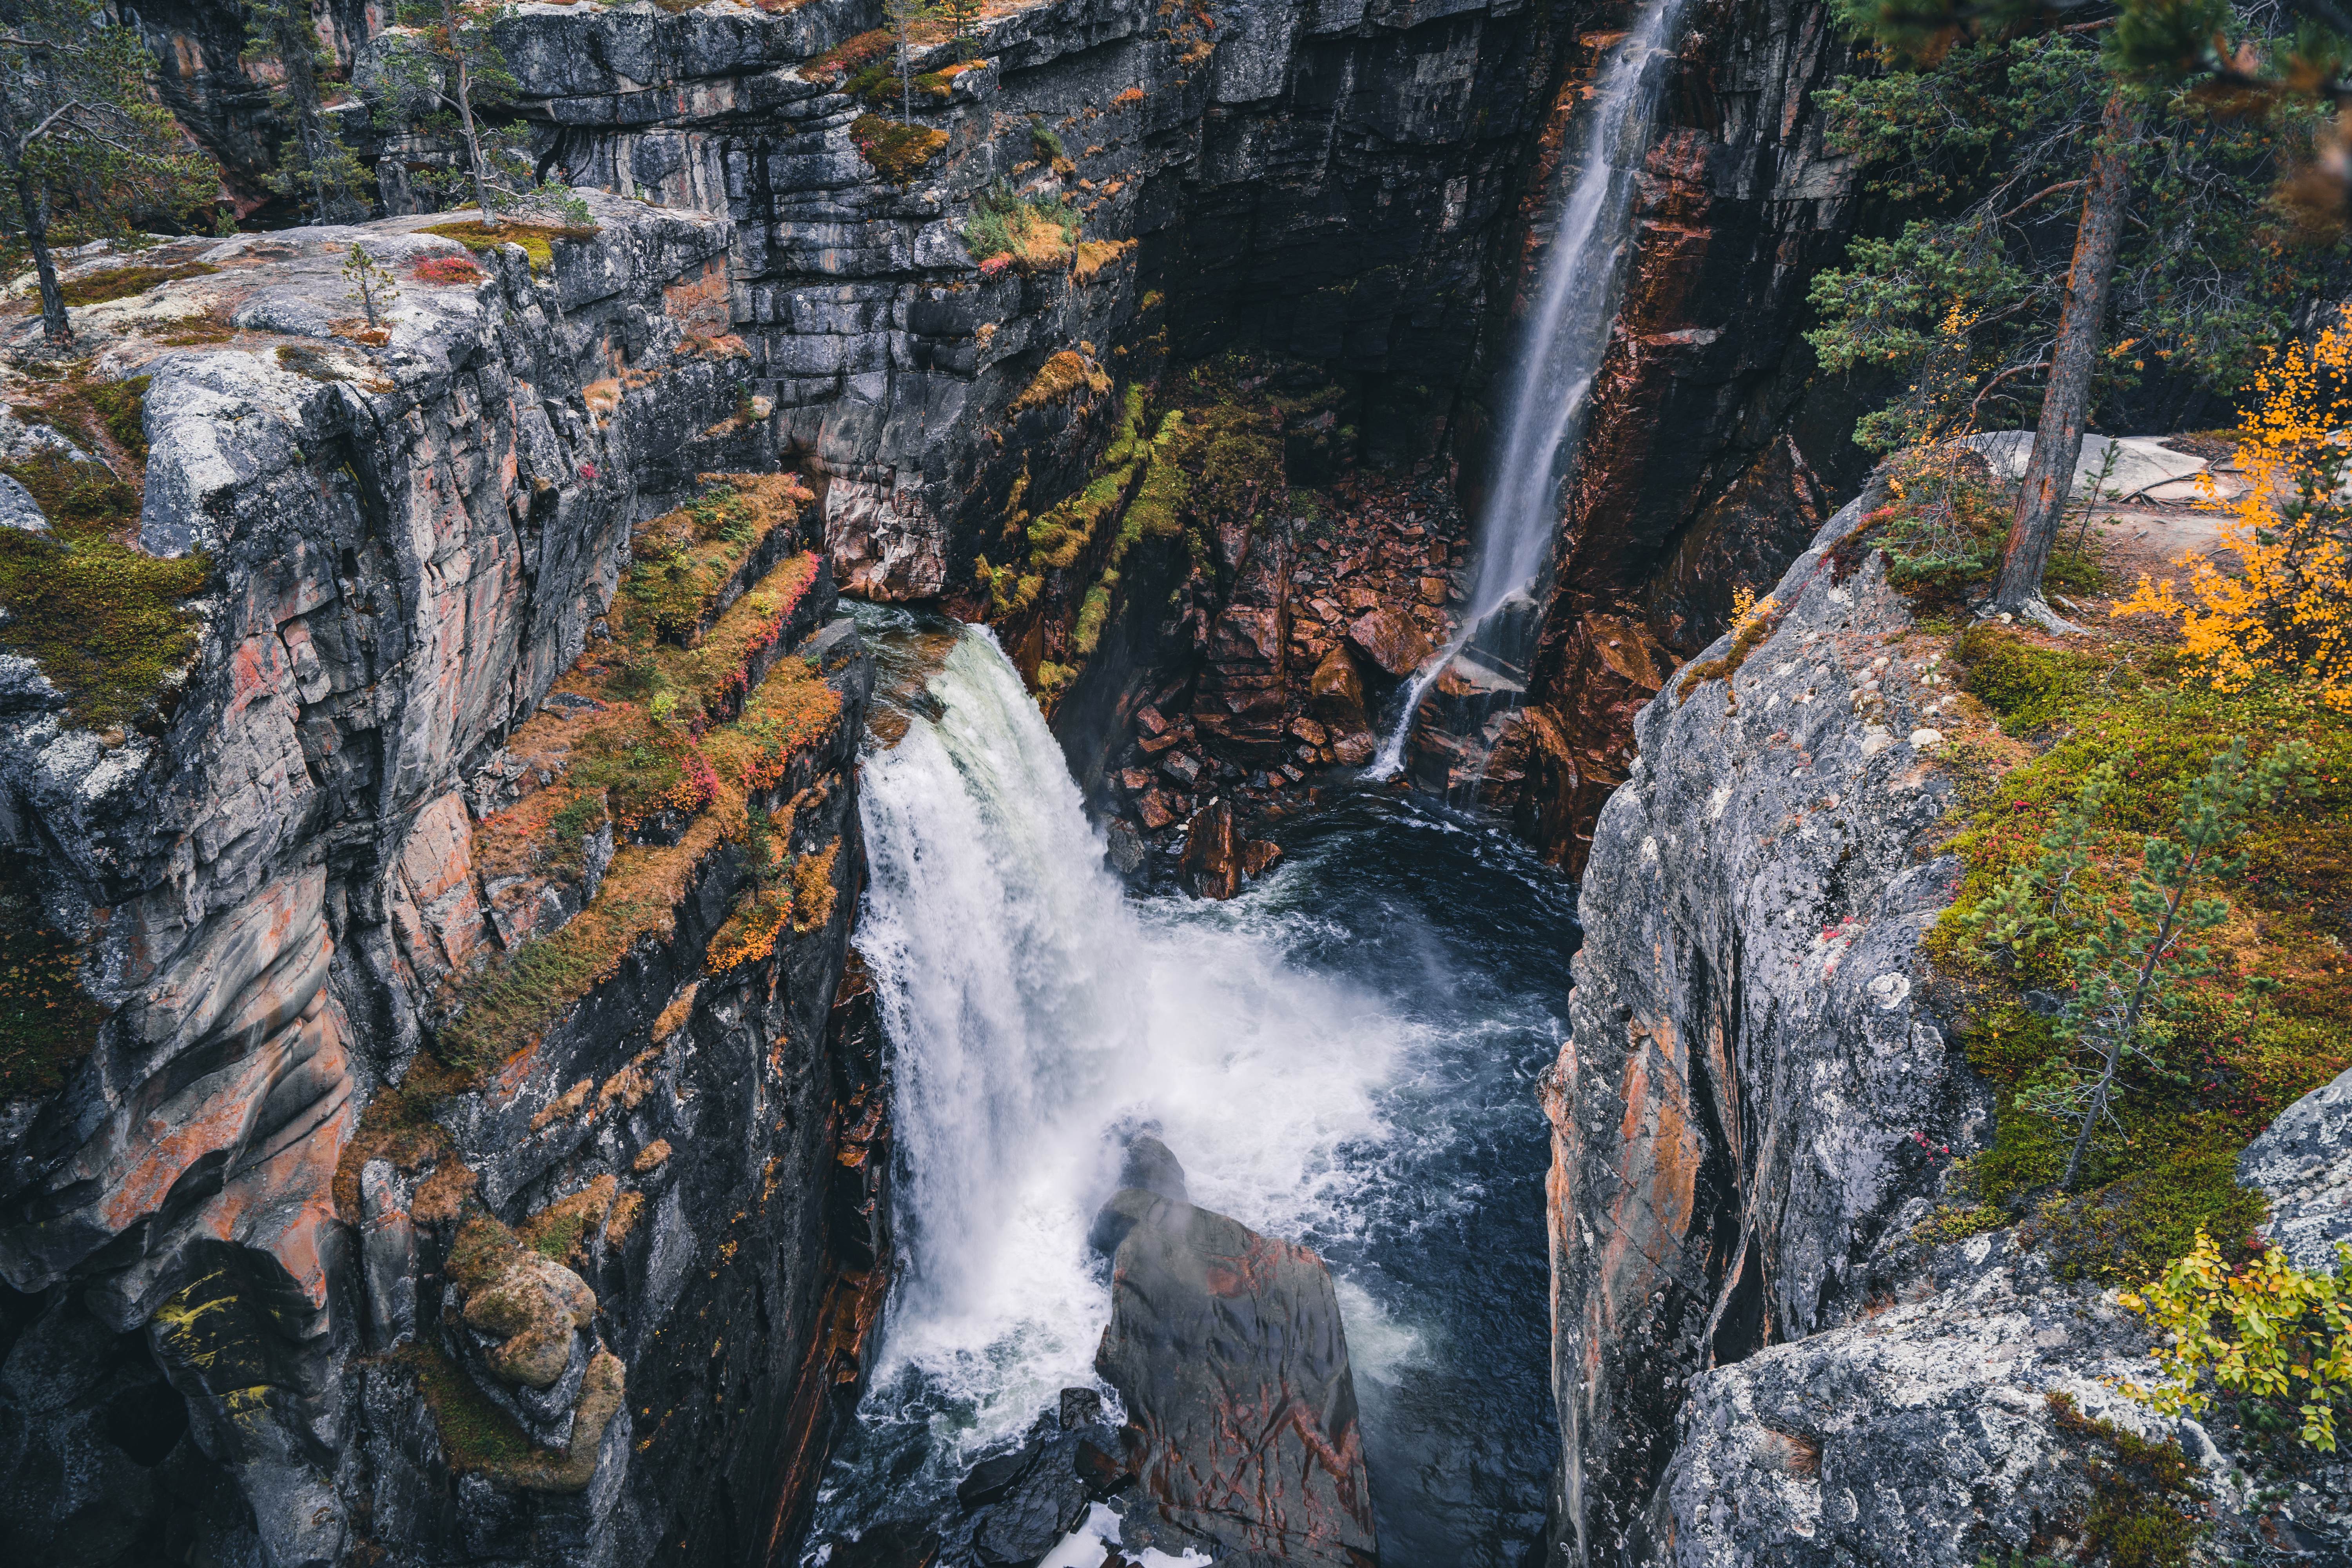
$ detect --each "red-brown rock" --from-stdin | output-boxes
[1308,647,1369,733]
[1178,803,1243,899]
[1345,608,1434,679]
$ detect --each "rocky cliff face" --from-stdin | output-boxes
[144,0,1873,882]
[1542,493,2352,1566]
[0,197,882,1568]
[1541,487,1983,1563]
[1407,0,1867,869]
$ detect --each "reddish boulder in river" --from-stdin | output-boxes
[1178,803,1282,900]
[1090,1147,1376,1567]
[1308,647,1370,733]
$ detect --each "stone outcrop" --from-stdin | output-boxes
[0,196,881,1568]
[1655,1070,2352,1566]
[1089,1138,1377,1567]
[1541,490,2352,1566]
[1540,488,1985,1564]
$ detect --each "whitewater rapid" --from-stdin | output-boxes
[822,617,1572,1565]
[854,627,1406,1439]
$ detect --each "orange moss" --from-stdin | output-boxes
[1011,350,1111,413]
[790,840,840,934]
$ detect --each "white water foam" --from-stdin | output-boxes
[855,628,1424,1470]
[1368,0,1698,779]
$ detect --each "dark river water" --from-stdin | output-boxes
[806,612,1570,1567]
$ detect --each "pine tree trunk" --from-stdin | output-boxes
[17,173,68,345]
[1991,91,2138,617]
[442,0,495,221]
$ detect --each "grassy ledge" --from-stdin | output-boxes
[434,478,839,1078]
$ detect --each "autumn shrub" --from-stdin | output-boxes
[2122,1230,2352,1452]
[2114,307,2352,710]
[418,220,596,275]
[848,114,947,183]
[962,181,1078,270]
[412,252,486,285]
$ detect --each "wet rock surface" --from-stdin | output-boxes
[1088,1143,1377,1567]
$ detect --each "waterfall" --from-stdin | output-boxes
[1368,0,1696,780]
[853,626,1407,1458]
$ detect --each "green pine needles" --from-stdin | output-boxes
[1966,737,2319,1189]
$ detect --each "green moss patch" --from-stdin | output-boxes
[0,849,104,1101]
[848,115,947,183]
[419,221,598,276]
[1953,622,2107,734]
[57,262,219,307]
[399,1339,540,1474]
[2048,1392,2206,1568]
[1928,646,2352,1283]
[0,439,206,730]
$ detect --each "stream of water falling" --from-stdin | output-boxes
[809,612,1577,1566]
[1368,0,1697,779]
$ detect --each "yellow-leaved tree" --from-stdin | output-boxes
[2113,312,2352,709]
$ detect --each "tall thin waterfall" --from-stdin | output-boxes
[1369,0,1696,779]
[854,626,1405,1453]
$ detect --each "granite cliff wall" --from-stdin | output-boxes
[0,199,882,1568]
[1539,491,2352,1566]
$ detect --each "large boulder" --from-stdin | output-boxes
[2239,1063,2352,1270]
[1344,607,1434,680]
[1089,1143,1376,1567]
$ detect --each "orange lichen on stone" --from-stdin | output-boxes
[529,1077,595,1132]
[632,1139,673,1174]
[651,983,698,1044]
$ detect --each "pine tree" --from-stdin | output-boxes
[941,0,980,64]
[376,0,586,227]
[342,242,397,326]
[243,0,369,223]
[1811,1,2347,622]
[0,0,221,344]
[882,0,935,126]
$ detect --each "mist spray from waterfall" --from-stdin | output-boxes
[1368,0,1696,780]
[853,628,1406,1456]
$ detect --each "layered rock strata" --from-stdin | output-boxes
[0,198,881,1568]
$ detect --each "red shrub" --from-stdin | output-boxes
[412,254,486,286]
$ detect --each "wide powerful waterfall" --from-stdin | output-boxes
[1369,0,1697,778]
[817,620,1579,1565]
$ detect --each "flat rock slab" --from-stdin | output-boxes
[1962,431,2210,500]
[1092,1189,1376,1568]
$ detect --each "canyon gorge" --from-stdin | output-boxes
[1,0,2348,1565]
